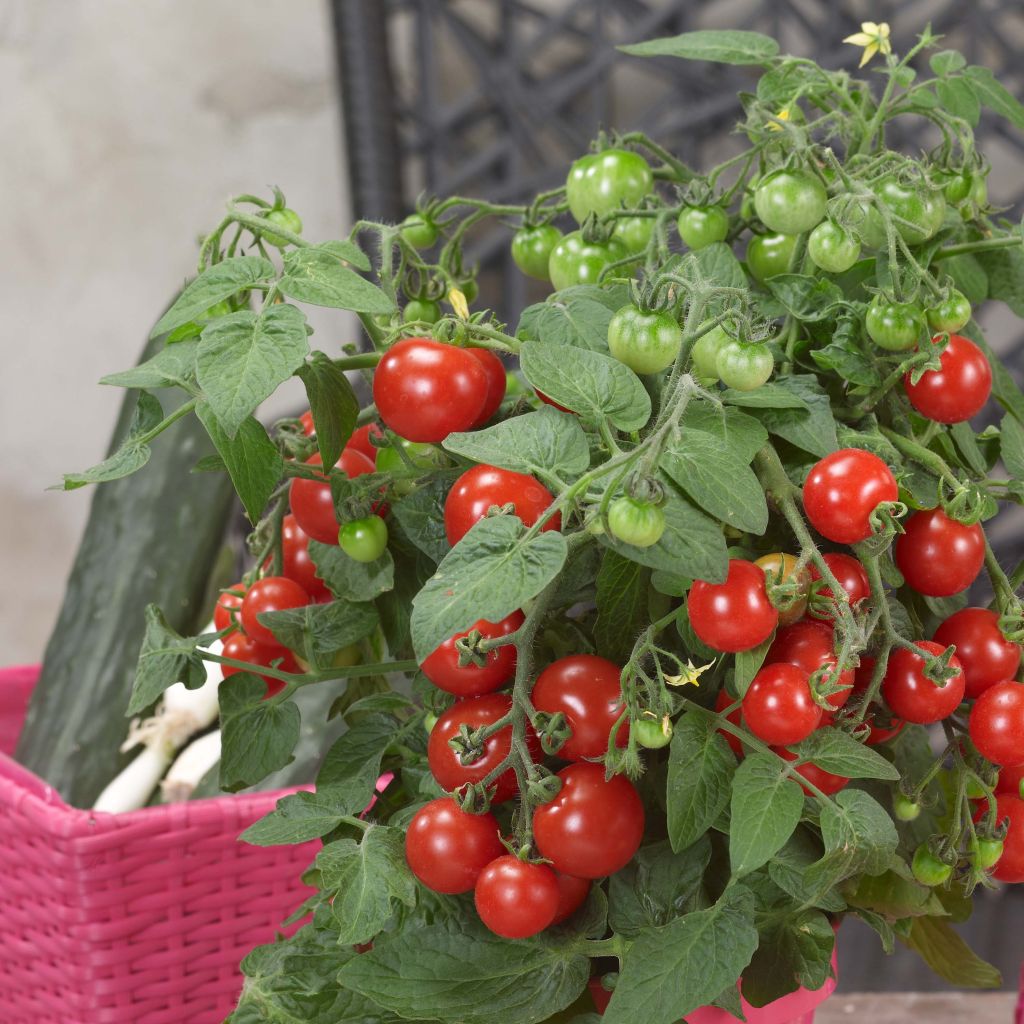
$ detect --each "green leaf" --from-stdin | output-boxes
[805,789,898,891]
[978,246,1024,318]
[742,910,835,1008]
[319,825,417,946]
[666,707,736,852]
[594,551,651,664]
[297,352,359,469]
[608,837,711,936]
[950,421,989,477]
[756,375,839,457]
[619,29,779,66]
[936,78,980,127]
[944,253,988,305]
[241,777,378,846]
[930,50,967,75]
[600,478,729,583]
[961,324,1024,424]
[59,390,164,490]
[1001,413,1024,478]
[197,304,310,437]
[766,274,845,322]
[318,712,402,789]
[278,247,394,314]
[127,604,207,715]
[260,599,378,669]
[516,287,627,353]
[845,868,944,920]
[196,402,282,523]
[729,752,804,878]
[810,335,882,388]
[309,539,395,602]
[790,729,900,781]
[150,256,276,338]
[410,515,568,662]
[443,406,591,479]
[768,828,846,913]
[681,402,769,462]
[661,433,769,534]
[519,339,651,431]
[603,887,759,1024]
[100,339,198,389]
[734,635,772,696]
[902,915,1001,988]
[219,674,301,791]
[691,242,748,290]
[964,65,1024,130]
[317,238,371,272]
[338,918,590,1024]
[721,384,808,410]
[391,476,453,564]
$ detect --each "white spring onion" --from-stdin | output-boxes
[161,729,222,802]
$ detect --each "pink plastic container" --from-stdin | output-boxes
[588,943,838,1023]
[0,665,321,1024]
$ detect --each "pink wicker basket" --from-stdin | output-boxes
[0,665,320,1024]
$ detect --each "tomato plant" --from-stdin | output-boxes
[240,575,310,648]
[81,28,1024,1022]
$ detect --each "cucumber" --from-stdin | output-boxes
[15,326,237,807]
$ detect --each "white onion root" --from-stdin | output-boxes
[161,729,222,802]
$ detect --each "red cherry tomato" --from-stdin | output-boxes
[299,410,315,436]
[687,559,779,653]
[766,619,853,709]
[222,631,299,700]
[934,608,1021,699]
[531,654,628,760]
[894,508,985,597]
[214,582,246,632]
[990,794,1024,883]
[852,656,905,744]
[550,872,591,925]
[468,348,507,427]
[742,663,822,745]
[536,390,574,414]
[533,762,645,879]
[275,514,330,599]
[773,742,850,796]
[715,691,744,756]
[405,798,505,894]
[882,642,965,724]
[808,553,871,622]
[240,575,309,648]
[903,333,993,424]
[969,682,1024,767]
[427,693,539,803]
[373,337,488,442]
[421,611,524,697]
[289,449,377,545]
[474,856,559,938]
[997,764,1024,798]
[346,423,385,465]
[444,464,560,545]
[802,449,898,544]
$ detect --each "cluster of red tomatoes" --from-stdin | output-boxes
[407,645,645,939]
[687,444,1024,882]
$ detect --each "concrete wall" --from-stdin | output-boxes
[0,0,348,664]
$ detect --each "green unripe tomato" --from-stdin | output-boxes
[964,775,987,801]
[607,305,682,375]
[926,289,971,333]
[400,214,438,249]
[635,714,673,749]
[970,175,988,207]
[865,296,925,352]
[746,232,799,283]
[716,340,774,391]
[423,711,439,735]
[293,643,361,673]
[690,323,733,383]
[403,298,441,324]
[942,171,972,205]
[754,169,827,235]
[504,370,526,397]
[511,224,563,280]
[607,497,666,548]
[548,231,627,291]
[860,178,947,248]
[677,206,729,249]
[565,148,654,223]
[807,220,861,273]
[972,837,1004,871]
[452,278,479,303]
[612,216,655,256]
[261,207,303,247]
[912,845,952,886]
[377,439,446,495]
[893,792,922,821]
[338,516,388,563]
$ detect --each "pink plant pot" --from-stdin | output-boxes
[0,665,321,1024]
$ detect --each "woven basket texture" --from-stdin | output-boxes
[0,664,319,1024]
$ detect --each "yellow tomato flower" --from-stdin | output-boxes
[766,106,793,132]
[664,660,713,688]
[843,21,892,67]
[448,287,470,320]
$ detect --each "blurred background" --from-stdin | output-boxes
[1,0,1022,992]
